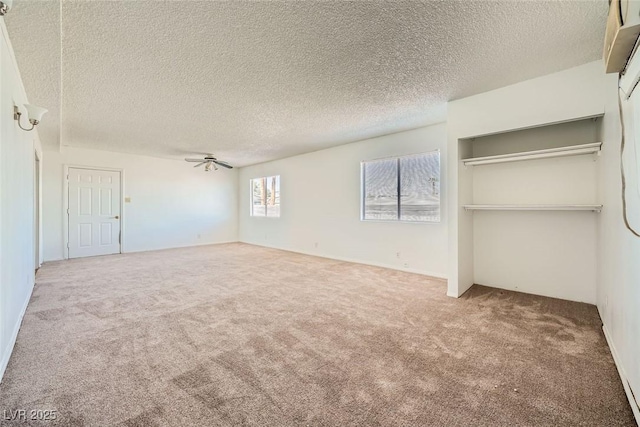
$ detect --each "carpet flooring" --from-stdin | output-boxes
[0,243,634,426]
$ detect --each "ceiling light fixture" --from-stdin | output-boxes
[0,0,13,15]
[14,104,48,131]
[185,156,232,171]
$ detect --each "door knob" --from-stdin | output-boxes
[113,215,119,219]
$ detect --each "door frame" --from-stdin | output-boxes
[34,150,41,270]
[63,165,125,259]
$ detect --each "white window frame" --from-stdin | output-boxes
[250,175,281,218]
[360,150,440,223]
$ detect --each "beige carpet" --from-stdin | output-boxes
[0,243,634,426]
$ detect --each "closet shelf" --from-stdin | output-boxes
[464,204,602,212]
[461,142,602,166]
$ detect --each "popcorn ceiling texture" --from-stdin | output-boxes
[6,1,607,166]
[4,0,60,149]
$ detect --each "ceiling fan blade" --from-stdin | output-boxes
[212,160,233,169]
[193,162,206,168]
[185,158,206,162]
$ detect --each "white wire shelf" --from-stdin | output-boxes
[461,142,602,166]
[464,204,603,212]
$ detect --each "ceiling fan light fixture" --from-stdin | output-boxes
[0,0,13,15]
[185,155,233,171]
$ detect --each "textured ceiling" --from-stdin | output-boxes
[5,0,60,149]
[6,1,607,167]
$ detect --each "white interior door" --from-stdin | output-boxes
[68,167,121,258]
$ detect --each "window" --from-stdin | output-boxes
[362,151,440,222]
[251,176,280,217]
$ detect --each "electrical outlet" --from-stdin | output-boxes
[396,252,401,258]
[314,242,318,248]
[403,262,409,268]
[197,234,201,239]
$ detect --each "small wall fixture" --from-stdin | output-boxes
[14,104,48,131]
[0,0,13,16]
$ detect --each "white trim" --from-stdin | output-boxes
[620,42,640,99]
[40,240,241,262]
[362,148,441,163]
[602,322,640,425]
[0,282,34,383]
[461,142,602,167]
[34,149,41,269]
[458,113,604,140]
[123,240,239,255]
[63,165,125,259]
[360,150,442,223]
[463,204,603,212]
[239,240,448,281]
[37,149,44,266]
[248,175,281,218]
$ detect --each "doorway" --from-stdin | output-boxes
[67,167,122,258]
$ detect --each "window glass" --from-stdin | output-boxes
[400,153,440,222]
[265,176,280,218]
[361,151,440,222]
[251,176,280,217]
[363,158,398,220]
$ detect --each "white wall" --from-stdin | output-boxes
[597,71,640,420]
[447,61,606,299]
[238,124,448,278]
[43,146,238,261]
[0,21,43,381]
[468,121,600,304]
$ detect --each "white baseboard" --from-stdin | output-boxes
[239,240,447,281]
[445,281,475,299]
[49,240,446,280]
[602,322,640,426]
[122,239,240,255]
[0,283,35,383]
[44,240,241,263]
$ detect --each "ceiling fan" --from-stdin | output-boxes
[185,155,233,171]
